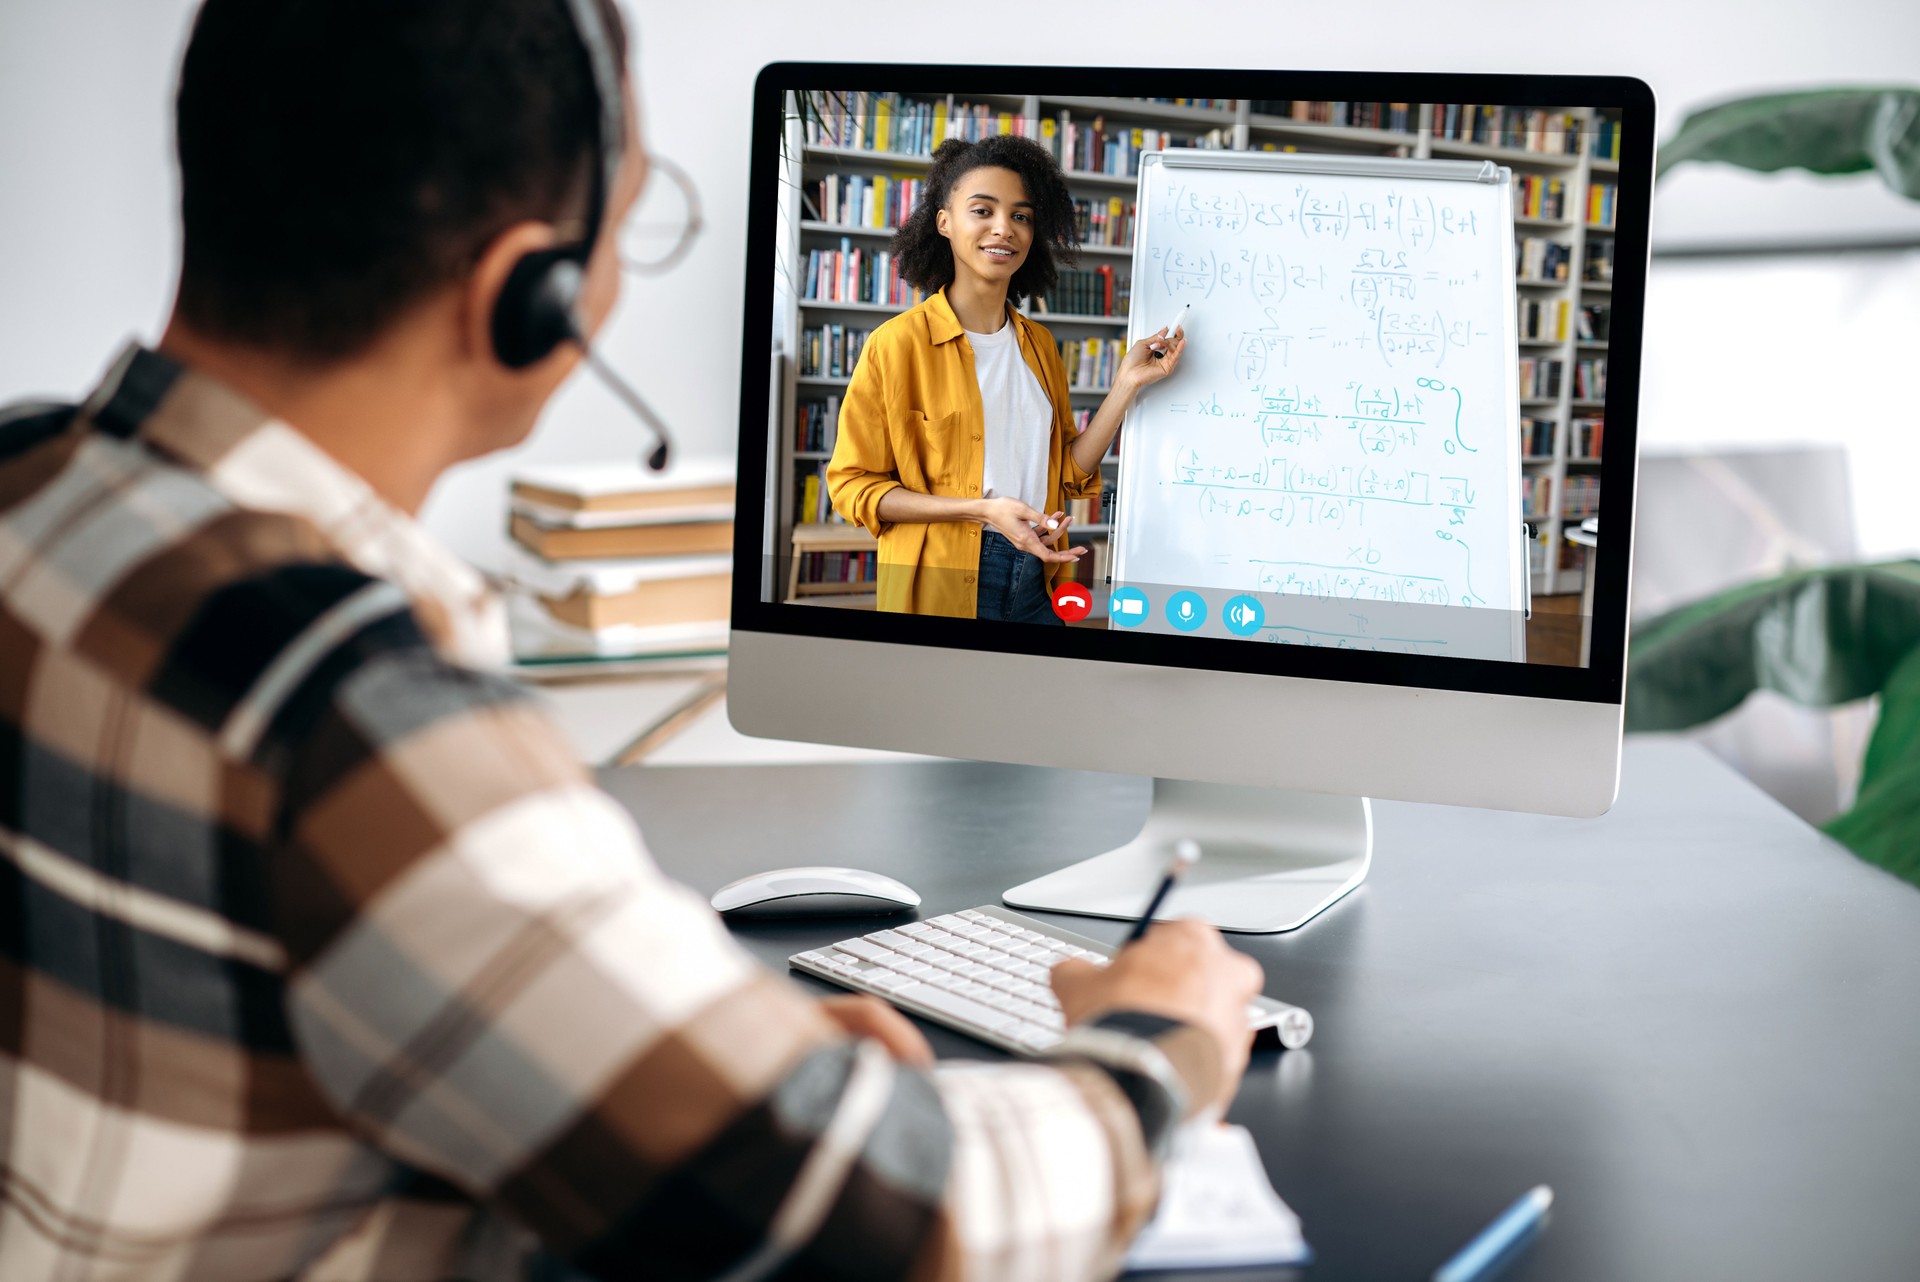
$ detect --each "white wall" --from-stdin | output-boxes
[5,0,1920,571]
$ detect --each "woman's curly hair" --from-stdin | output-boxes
[891,134,1079,301]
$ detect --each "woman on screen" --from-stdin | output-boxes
[826,134,1186,620]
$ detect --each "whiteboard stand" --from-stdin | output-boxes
[1003,781,1371,934]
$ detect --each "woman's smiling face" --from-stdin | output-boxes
[936,165,1033,286]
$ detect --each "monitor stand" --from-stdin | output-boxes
[1001,780,1371,934]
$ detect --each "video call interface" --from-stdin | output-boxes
[767,88,1622,667]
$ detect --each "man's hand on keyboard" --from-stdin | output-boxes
[1050,919,1264,1109]
[822,993,936,1066]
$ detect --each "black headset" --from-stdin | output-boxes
[489,0,673,470]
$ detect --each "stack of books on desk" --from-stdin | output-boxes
[506,461,735,651]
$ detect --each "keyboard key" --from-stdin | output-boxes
[975,931,1013,947]
[1011,944,1052,961]
[835,939,896,963]
[920,930,965,950]
[896,923,935,938]
[895,984,1021,1034]
[1011,1025,1062,1051]
[957,910,990,922]
[869,931,914,950]
[865,971,913,992]
[956,962,994,979]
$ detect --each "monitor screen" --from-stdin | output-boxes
[734,66,1651,706]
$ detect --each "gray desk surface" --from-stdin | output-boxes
[598,740,1920,1282]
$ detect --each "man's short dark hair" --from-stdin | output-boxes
[174,0,626,362]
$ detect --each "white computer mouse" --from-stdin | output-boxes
[710,866,922,919]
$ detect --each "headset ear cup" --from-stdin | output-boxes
[491,250,586,369]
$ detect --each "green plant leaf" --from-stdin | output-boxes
[1657,87,1920,201]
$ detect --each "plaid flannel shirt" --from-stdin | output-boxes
[0,345,1221,1281]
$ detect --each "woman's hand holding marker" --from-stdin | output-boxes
[1118,313,1189,396]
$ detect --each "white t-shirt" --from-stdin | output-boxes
[966,318,1053,517]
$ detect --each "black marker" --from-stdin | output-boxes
[1124,839,1201,943]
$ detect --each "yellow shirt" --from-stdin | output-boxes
[826,288,1103,617]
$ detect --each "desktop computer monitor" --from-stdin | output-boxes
[728,64,1652,932]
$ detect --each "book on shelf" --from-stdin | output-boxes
[1066,485,1108,527]
[1521,473,1552,516]
[1515,236,1571,282]
[802,91,1053,155]
[1517,296,1569,341]
[1576,303,1609,341]
[800,323,873,378]
[507,548,731,632]
[1073,196,1136,248]
[1569,415,1604,461]
[509,512,734,561]
[1573,357,1607,400]
[801,91,937,155]
[1590,114,1621,162]
[804,173,922,229]
[1582,236,1615,283]
[1059,337,1127,390]
[1514,174,1567,221]
[795,461,851,525]
[1249,100,1414,132]
[1033,265,1124,318]
[1433,104,1583,155]
[1562,474,1601,518]
[1039,109,1224,179]
[803,238,924,307]
[509,459,734,516]
[1517,357,1564,400]
[1520,415,1555,457]
[1587,181,1618,228]
[796,549,878,590]
[797,396,841,453]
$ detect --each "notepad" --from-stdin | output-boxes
[1125,1123,1310,1272]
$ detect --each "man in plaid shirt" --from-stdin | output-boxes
[0,1,1263,1278]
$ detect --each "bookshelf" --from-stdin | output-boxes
[774,94,1621,602]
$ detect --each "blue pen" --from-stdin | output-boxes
[1433,1185,1553,1282]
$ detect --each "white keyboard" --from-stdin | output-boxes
[790,906,1313,1057]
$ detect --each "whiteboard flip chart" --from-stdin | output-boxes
[1111,150,1527,661]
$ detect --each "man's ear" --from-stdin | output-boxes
[463,221,569,370]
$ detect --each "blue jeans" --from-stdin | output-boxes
[976,530,1065,625]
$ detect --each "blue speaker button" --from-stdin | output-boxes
[1222,595,1265,636]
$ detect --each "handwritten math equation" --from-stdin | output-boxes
[1152,375,1499,610]
[1121,164,1520,639]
